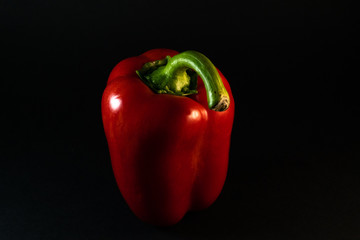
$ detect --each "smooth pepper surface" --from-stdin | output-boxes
[101,49,234,226]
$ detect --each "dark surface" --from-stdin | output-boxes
[1,0,359,239]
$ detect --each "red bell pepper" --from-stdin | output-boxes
[101,49,234,226]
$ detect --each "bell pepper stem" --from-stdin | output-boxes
[137,51,230,111]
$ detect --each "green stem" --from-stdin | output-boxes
[136,50,230,111]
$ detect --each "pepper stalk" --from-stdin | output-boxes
[136,50,230,111]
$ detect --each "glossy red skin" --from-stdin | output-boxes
[101,49,234,226]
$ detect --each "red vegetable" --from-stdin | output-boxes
[101,49,234,226]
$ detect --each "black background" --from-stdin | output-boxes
[1,0,359,239]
